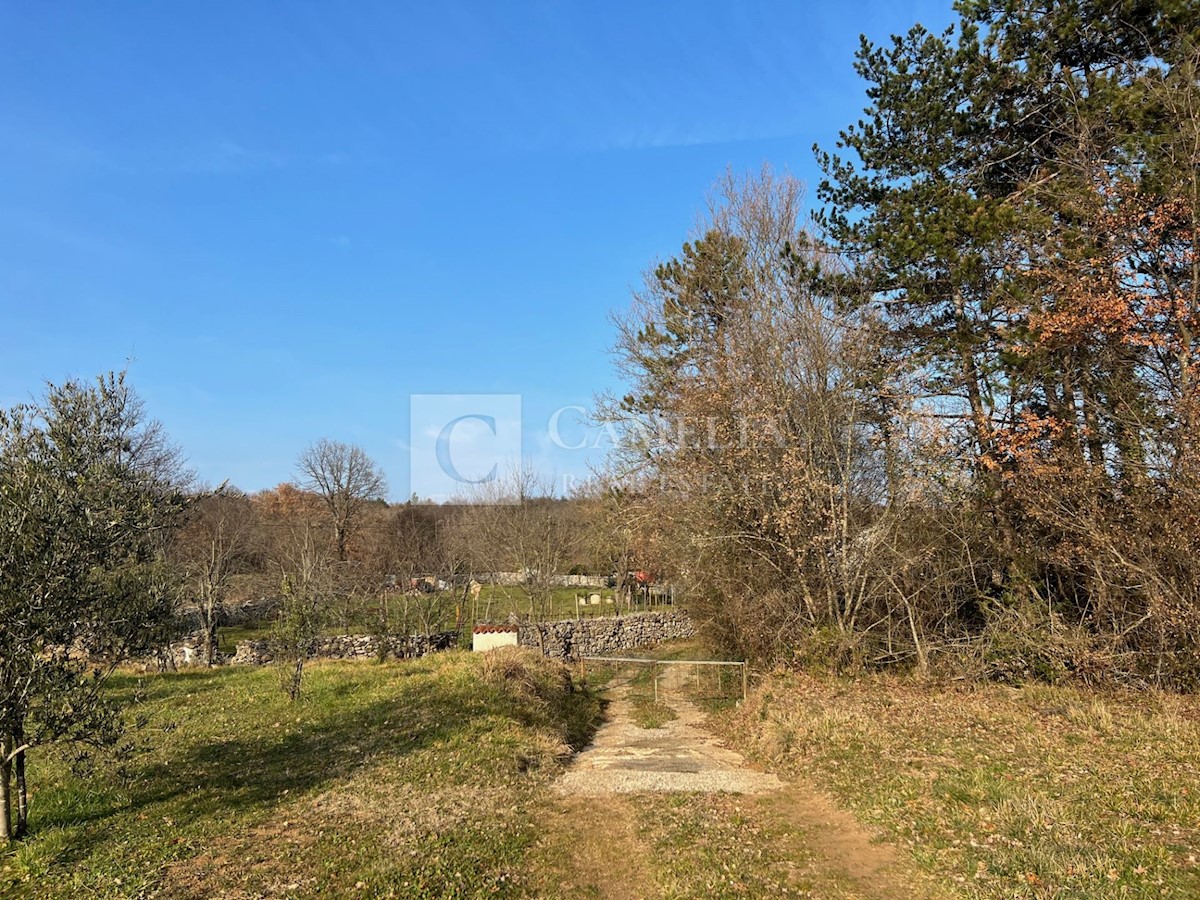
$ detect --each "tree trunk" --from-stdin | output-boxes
[1,733,12,841]
[953,293,991,472]
[1108,348,1147,493]
[287,658,304,701]
[13,728,27,839]
[202,615,219,667]
[1078,370,1108,476]
[904,596,928,675]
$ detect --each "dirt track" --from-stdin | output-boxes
[533,664,943,899]
[555,668,783,795]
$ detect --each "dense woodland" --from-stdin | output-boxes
[603,0,1200,687]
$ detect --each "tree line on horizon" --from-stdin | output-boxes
[175,462,618,670]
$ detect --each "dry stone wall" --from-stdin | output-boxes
[231,632,458,666]
[149,612,691,669]
[516,610,693,658]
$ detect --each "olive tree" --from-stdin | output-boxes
[0,373,188,841]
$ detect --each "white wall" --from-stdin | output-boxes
[472,630,519,652]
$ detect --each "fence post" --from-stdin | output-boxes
[653,661,658,703]
[741,662,748,703]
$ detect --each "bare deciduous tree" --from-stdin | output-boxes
[172,488,257,665]
[454,467,580,647]
[273,524,332,701]
[295,439,387,562]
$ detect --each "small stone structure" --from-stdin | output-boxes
[517,610,694,659]
[230,632,458,666]
[169,633,211,667]
[132,633,215,670]
[472,624,520,652]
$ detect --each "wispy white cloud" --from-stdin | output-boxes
[599,120,806,153]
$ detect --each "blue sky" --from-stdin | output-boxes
[0,1,955,499]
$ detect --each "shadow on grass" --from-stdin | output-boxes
[27,657,605,875]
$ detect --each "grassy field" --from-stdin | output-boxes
[720,671,1200,899]
[620,664,679,730]
[12,637,1189,899]
[0,651,600,898]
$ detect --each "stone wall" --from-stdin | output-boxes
[516,610,693,659]
[485,572,608,588]
[168,634,211,667]
[231,631,459,666]
[146,612,691,668]
[129,633,214,671]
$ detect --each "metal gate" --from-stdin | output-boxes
[577,656,749,702]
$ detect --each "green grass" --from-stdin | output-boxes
[575,639,745,729]
[638,794,790,898]
[0,650,600,898]
[629,697,677,729]
[720,672,1200,899]
[623,664,678,729]
[575,657,678,729]
[580,641,744,726]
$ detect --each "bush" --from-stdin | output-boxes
[479,647,598,751]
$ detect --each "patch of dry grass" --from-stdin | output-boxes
[720,673,1200,898]
[634,792,870,899]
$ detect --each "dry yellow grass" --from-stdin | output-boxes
[719,672,1200,898]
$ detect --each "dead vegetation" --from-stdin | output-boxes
[721,671,1200,898]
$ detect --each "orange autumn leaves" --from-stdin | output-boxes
[1025,184,1196,356]
[990,177,1199,475]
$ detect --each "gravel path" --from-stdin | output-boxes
[555,666,783,796]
